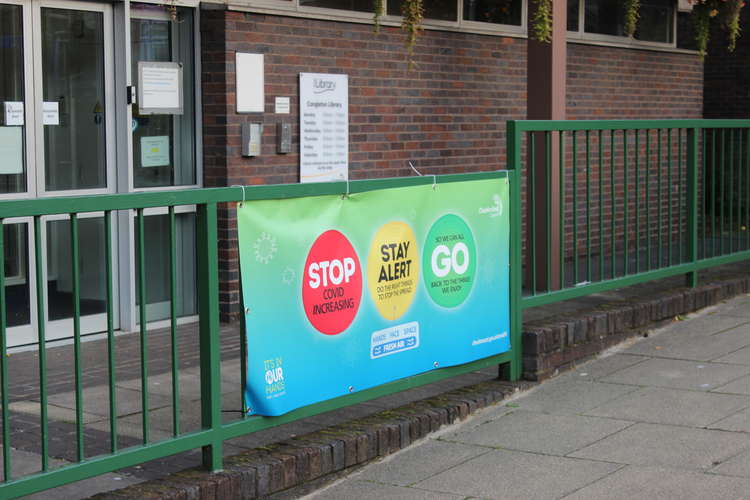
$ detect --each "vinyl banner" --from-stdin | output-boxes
[238,176,510,416]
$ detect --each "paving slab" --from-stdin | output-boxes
[443,409,633,456]
[356,440,488,487]
[511,379,639,415]
[117,370,240,401]
[311,479,464,500]
[569,354,650,381]
[708,406,750,432]
[711,296,750,319]
[711,449,750,478]
[46,385,174,417]
[600,357,750,391]
[410,449,621,500]
[9,401,104,425]
[714,344,750,365]
[561,465,750,500]
[584,386,750,427]
[569,422,750,470]
[622,327,750,361]
[711,373,750,395]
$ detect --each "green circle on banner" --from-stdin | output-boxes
[422,214,476,308]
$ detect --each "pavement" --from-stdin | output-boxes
[306,293,750,500]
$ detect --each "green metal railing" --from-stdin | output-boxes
[0,171,521,498]
[509,119,750,311]
[2,118,750,497]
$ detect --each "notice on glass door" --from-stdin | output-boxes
[0,127,24,174]
[138,61,183,115]
[299,73,348,183]
[140,136,170,167]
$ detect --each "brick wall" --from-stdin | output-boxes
[201,7,704,319]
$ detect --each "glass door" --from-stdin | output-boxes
[129,5,198,325]
[34,1,117,341]
[1,1,36,346]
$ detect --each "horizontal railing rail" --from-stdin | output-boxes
[0,170,519,498]
[508,119,750,310]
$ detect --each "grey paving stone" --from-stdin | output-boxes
[562,465,750,500]
[708,406,750,432]
[310,479,464,499]
[714,344,750,365]
[571,354,650,380]
[623,328,750,362]
[9,401,104,425]
[443,409,632,456]
[357,440,488,486]
[47,385,174,417]
[512,380,639,415]
[570,423,750,470]
[624,314,750,350]
[412,449,621,500]
[712,374,750,395]
[117,370,239,401]
[711,449,750,477]
[600,358,750,391]
[584,386,750,427]
[713,297,750,319]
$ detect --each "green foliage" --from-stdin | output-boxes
[373,0,384,33]
[530,0,553,42]
[624,0,640,37]
[401,0,424,68]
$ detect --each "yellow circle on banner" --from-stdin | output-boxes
[367,221,419,321]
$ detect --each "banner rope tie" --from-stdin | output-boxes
[409,161,436,190]
[231,184,247,207]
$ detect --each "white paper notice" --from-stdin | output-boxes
[236,53,264,113]
[140,63,181,112]
[140,136,170,167]
[299,73,348,183]
[0,127,24,174]
[3,102,23,126]
[42,102,59,126]
[275,97,290,114]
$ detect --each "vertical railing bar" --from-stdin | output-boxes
[33,217,49,470]
[719,128,727,255]
[657,129,663,268]
[104,211,117,453]
[136,209,150,444]
[545,131,552,292]
[610,129,615,279]
[668,129,673,266]
[702,128,707,258]
[572,131,578,283]
[712,129,717,257]
[530,132,537,295]
[686,128,699,287]
[678,129,684,263]
[635,129,640,273]
[197,202,224,471]
[736,131,742,254]
[623,129,629,275]
[746,129,750,251]
[729,129,735,254]
[646,129,652,270]
[559,130,565,289]
[71,214,84,462]
[586,130,591,281]
[599,130,604,281]
[169,207,180,437]
[0,221,10,481]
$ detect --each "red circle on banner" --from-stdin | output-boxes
[302,230,362,335]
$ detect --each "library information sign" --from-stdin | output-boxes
[237,177,510,416]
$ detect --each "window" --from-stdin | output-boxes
[387,0,458,22]
[300,0,372,12]
[569,0,676,45]
[463,0,522,26]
